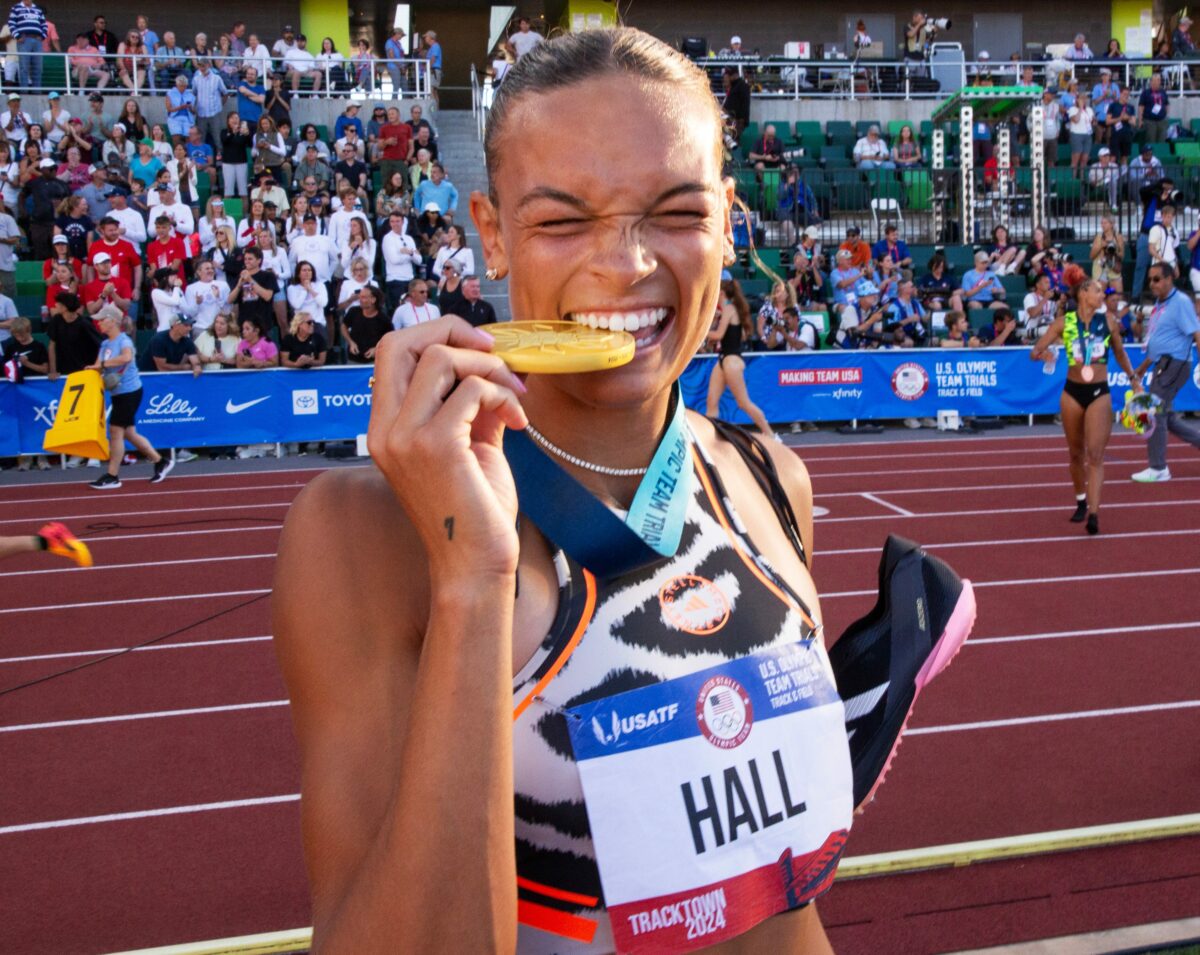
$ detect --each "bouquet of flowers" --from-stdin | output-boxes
[1120,390,1162,437]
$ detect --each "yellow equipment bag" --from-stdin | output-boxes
[42,370,110,460]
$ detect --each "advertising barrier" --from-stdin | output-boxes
[1,348,1197,457]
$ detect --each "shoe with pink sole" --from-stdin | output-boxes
[830,534,976,810]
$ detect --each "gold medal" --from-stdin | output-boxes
[1081,365,1095,382]
[479,321,636,374]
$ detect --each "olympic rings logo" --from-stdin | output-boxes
[695,676,754,750]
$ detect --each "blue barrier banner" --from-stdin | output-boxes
[2,349,1197,453]
[681,347,1200,424]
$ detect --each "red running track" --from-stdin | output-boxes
[0,433,1197,954]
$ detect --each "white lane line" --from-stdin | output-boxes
[969,621,1200,646]
[0,699,288,733]
[0,482,305,507]
[860,492,914,517]
[818,527,1200,556]
[0,553,275,578]
[0,462,366,491]
[793,432,1145,451]
[802,445,1140,463]
[818,475,1200,498]
[823,566,1200,599]
[0,793,300,836]
[815,498,1199,524]
[906,699,1200,736]
[806,459,1154,480]
[82,526,280,545]
[0,635,273,665]
[0,588,271,615]
[0,501,291,527]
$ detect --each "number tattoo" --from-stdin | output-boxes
[444,516,454,540]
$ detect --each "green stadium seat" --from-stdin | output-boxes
[1175,142,1200,165]
[871,176,905,209]
[223,197,243,221]
[942,245,976,271]
[733,169,760,207]
[15,261,42,284]
[903,170,932,211]
[855,121,880,139]
[999,274,1026,300]
[1150,142,1172,162]
[1190,118,1200,138]
[794,120,822,142]
[315,124,331,144]
[760,169,782,213]
[799,135,823,159]
[826,120,853,141]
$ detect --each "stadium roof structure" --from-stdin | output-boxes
[931,86,1044,124]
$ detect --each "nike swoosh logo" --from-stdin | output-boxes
[225,397,271,414]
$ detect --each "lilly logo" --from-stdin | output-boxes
[591,702,680,746]
[144,393,199,418]
[292,389,319,415]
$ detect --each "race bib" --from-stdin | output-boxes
[567,643,852,954]
[1152,103,1163,116]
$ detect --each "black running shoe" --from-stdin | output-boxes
[89,473,122,490]
[830,535,976,810]
[1070,500,1088,523]
[1087,513,1099,536]
[149,457,175,484]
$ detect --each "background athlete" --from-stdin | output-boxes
[1031,272,1140,535]
[0,523,92,567]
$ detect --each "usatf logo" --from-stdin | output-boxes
[659,575,731,635]
[591,703,681,746]
[291,389,319,415]
[891,362,930,401]
[696,676,753,749]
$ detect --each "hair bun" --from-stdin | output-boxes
[1063,262,1087,291]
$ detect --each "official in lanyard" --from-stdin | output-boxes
[1031,272,1141,535]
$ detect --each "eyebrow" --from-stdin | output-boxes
[516,181,712,213]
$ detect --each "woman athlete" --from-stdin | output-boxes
[0,524,91,566]
[706,279,776,438]
[1031,274,1140,535]
[274,28,971,955]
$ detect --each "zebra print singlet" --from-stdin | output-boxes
[511,426,841,954]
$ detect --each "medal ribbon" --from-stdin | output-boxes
[504,385,693,579]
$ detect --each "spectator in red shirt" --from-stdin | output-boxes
[838,226,872,270]
[378,106,413,192]
[146,215,188,282]
[81,251,133,326]
[43,234,83,282]
[45,261,78,310]
[86,218,142,288]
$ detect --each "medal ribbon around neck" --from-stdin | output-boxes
[503,385,693,579]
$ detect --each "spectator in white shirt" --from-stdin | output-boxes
[1148,204,1179,273]
[149,182,195,235]
[243,34,272,78]
[284,34,323,92]
[339,217,377,274]
[149,268,186,331]
[41,94,71,150]
[382,210,422,311]
[288,213,339,283]
[853,125,894,169]
[180,259,230,333]
[1063,33,1093,60]
[336,256,378,314]
[431,224,475,279]
[1022,272,1057,342]
[392,277,441,329]
[328,189,371,248]
[198,197,235,252]
[335,126,367,161]
[0,94,33,148]
[506,18,543,59]
[286,260,330,328]
[1067,92,1095,175]
[272,26,297,60]
[106,190,147,245]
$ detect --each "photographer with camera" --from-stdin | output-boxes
[1091,216,1126,290]
[835,278,888,348]
[1133,177,1180,300]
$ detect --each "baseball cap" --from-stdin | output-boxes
[836,249,852,259]
[94,303,122,323]
[92,251,112,264]
[423,201,441,213]
[48,91,60,100]
[1098,146,1111,157]
[803,225,820,240]
[88,93,104,103]
[846,225,860,236]
[730,35,742,44]
[52,234,68,245]
[1142,143,1154,152]
[978,50,990,60]
[39,157,55,169]
[855,279,880,297]
[212,197,224,206]
[302,212,317,222]
[170,314,195,326]
[345,102,359,110]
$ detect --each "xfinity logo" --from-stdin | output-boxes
[32,401,58,426]
[292,389,319,415]
[591,702,680,746]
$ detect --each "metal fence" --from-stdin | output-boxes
[699,56,1200,100]
[5,49,429,98]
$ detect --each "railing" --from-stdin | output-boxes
[696,55,1200,100]
[14,50,429,98]
[470,63,486,140]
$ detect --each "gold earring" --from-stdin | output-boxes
[722,246,737,267]
[485,267,503,281]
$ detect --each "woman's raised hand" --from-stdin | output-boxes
[368,317,528,580]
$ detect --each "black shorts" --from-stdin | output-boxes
[109,388,143,428]
[1063,376,1110,410]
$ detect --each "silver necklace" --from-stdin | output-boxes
[523,422,649,477]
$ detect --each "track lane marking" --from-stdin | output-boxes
[0,589,271,615]
[0,635,273,664]
[818,527,1200,555]
[0,482,305,507]
[0,553,275,578]
[0,699,288,733]
[0,501,291,527]
[817,475,1200,497]
[906,699,1200,735]
[805,459,1190,479]
[815,499,1200,523]
[822,566,1200,598]
[0,463,367,492]
[969,621,1200,646]
[860,492,914,516]
[0,794,300,835]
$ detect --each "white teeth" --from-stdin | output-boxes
[596,316,610,330]
[568,308,670,330]
[642,311,654,328]
[609,315,624,332]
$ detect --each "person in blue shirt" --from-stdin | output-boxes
[870,224,911,272]
[413,162,459,221]
[885,279,928,345]
[1090,69,1119,141]
[334,103,364,142]
[86,306,173,489]
[423,30,443,106]
[165,73,197,140]
[1130,264,1200,481]
[384,27,407,92]
[829,248,863,308]
[236,66,266,127]
[960,251,1006,310]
